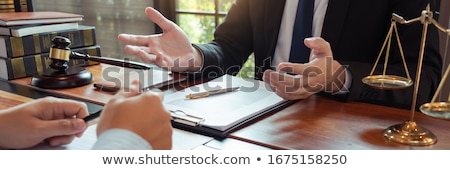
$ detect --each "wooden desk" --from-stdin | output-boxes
[10,63,450,150]
[230,95,450,149]
[7,63,271,150]
[10,64,177,105]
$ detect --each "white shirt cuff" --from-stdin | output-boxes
[92,129,152,150]
[333,67,352,95]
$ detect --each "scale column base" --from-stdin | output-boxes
[383,120,437,146]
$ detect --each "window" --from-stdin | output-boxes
[34,0,155,62]
[35,0,254,78]
[157,0,254,78]
[175,0,233,43]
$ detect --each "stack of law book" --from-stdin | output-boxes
[0,11,84,36]
[0,0,34,13]
[0,10,101,80]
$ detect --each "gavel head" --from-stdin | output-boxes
[49,36,72,71]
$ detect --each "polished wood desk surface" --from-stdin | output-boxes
[231,95,450,149]
[10,63,450,150]
[0,90,33,109]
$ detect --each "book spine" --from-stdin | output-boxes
[2,26,96,58]
[3,45,101,80]
[14,0,33,12]
[0,0,34,12]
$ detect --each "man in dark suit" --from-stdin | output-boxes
[118,0,442,109]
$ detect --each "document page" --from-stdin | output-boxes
[163,74,287,131]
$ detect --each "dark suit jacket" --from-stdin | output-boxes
[194,0,442,109]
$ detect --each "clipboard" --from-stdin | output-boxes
[163,74,295,138]
[169,100,296,138]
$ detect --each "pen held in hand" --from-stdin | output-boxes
[83,87,164,122]
[185,87,240,99]
[83,109,102,122]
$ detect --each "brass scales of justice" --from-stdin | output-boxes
[362,4,450,146]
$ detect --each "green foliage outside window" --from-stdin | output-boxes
[176,0,254,78]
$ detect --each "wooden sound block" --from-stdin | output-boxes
[31,66,93,89]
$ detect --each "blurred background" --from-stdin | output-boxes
[34,0,449,100]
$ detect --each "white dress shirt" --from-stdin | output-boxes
[272,0,328,66]
[272,0,350,94]
[92,129,152,150]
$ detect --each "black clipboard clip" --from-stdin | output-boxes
[169,110,205,127]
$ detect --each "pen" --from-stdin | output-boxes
[185,87,240,99]
[83,87,165,122]
[93,77,187,93]
[83,109,102,122]
[93,83,120,92]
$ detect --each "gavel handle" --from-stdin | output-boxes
[88,56,153,70]
[70,52,153,70]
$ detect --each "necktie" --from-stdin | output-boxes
[289,0,314,63]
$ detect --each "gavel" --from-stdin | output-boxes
[31,36,152,89]
[49,36,151,71]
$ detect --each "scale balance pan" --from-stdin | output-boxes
[420,102,450,120]
[362,75,413,90]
